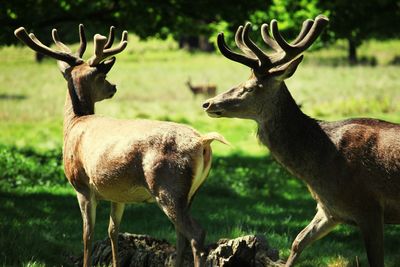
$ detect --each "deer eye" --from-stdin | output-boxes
[244,87,255,93]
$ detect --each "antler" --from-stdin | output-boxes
[87,28,128,66]
[15,24,128,67]
[14,26,84,66]
[217,15,329,73]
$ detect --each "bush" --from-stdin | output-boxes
[0,144,66,188]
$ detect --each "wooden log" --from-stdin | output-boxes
[72,233,284,266]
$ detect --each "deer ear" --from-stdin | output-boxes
[57,61,72,79]
[96,57,116,74]
[269,55,304,81]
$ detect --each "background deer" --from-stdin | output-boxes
[202,15,400,267]
[186,77,217,97]
[15,25,228,267]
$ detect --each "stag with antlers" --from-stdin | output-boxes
[15,25,228,267]
[203,15,400,266]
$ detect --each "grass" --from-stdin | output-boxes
[0,35,400,266]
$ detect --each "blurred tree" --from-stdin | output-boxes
[0,0,119,43]
[0,0,120,61]
[245,0,325,50]
[1,0,268,51]
[320,0,400,64]
[116,0,269,50]
[2,0,397,62]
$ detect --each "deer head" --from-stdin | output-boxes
[14,25,128,111]
[203,15,328,121]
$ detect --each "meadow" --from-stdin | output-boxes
[0,34,399,266]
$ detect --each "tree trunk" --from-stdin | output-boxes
[179,35,214,52]
[348,38,358,65]
[35,52,45,63]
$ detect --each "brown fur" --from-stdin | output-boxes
[15,26,227,267]
[63,66,227,267]
[203,17,399,267]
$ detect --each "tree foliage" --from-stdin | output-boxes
[319,0,400,62]
[1,0,398,62]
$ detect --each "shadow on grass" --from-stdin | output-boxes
[1,152,399,266]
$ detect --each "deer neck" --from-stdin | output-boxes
[256,83,324,181]
[63,78,95,138]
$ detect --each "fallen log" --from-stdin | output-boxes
[72,233,284,266]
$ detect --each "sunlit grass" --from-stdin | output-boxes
[0,37,400,266]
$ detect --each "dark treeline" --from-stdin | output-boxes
[1,0,399,63]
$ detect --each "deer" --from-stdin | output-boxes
[14,25,228,267]
[186,77,217,98]
[202,15,400,267]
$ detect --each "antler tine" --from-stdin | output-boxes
[261,24,281,51]
[268,15,328,67]
[217,32,258,69]
[77,24,87,58]
[88,30,128,66]
[14,27,82,66]
[270,20,293,52]
[235,25,257,58]
[104,26,115,49]
[293,15,329,50]
[102,30,128,58]
[52,29,71,53]
[241,22,271,67]
[292,19,314,45]
[88,34,108,66]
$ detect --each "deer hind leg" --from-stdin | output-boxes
[76,191,97,267]
[175,226,190,267]
[156,191,206,267]
[357,209,384,267]
[286,205,338,267]
[108,202,125,267]
[174,194,197,266]
[172,209,205,267]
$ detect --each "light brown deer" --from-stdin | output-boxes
[186,77,217,97]
[202,15,400,267]
[15,25,228,267]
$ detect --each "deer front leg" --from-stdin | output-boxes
[108,202,125,267]
[357,210,384,267]
[77,191,97,267]
[286,206,338,267]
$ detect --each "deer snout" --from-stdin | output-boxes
[202,101,211,109]
[202,99,224,117]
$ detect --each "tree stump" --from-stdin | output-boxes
[72,233,284,266]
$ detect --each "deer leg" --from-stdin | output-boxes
[357,211,384,267]
[108,202,125,267]
[175,227,190,267]
[77,191,97,267]
[174,193,196,266]
[175,213,206,267]
[286,206,338,267]
[156,193,206,267]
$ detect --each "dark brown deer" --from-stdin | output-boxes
[186,77,217,97]
[202,15,400,267]
[15,25,228,267]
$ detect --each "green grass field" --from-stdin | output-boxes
[0,35,400,266]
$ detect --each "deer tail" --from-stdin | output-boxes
[201,132,230,146]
